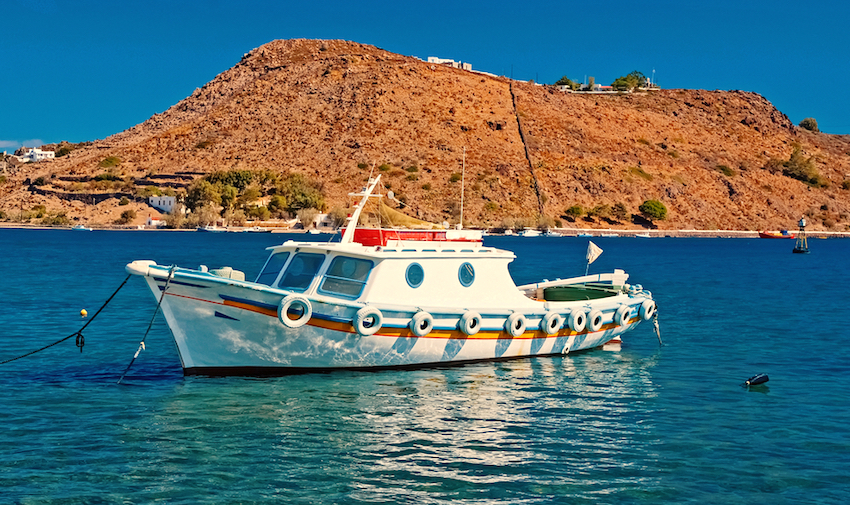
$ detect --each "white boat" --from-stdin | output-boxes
[518,228,541,237]
[577,233,593,238]
[126,176,656,375]
[634,233,651,238]
[71,224,92,231]
[600,233,619,238]
[197,225,225,233]
[242,226,271,233]
[543,230,563,237]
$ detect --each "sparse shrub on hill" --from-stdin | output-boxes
[842,180,850,190]
[116,209,136,225]
[119,197,130,206]
[93,172,122,182]
[613,202,629,221]
[449,173,462,183]
[32,177,46,186]
[799,117,819,132]
[98,156,121,168]
[587,204,611,219]
[715,165,736,177]
[564,205,584,219]
[639,199,667,221]
[781,145,827,187]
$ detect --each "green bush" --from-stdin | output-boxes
[378,164,392,172]
[639,199,667,221]
[32,177,46,186]
[783,146,826,187]
[98,156,121,168]
[357,163,368,169]
[119,197,130,206]
[842,180,850,190]
[93,172,122,182]
[117,209,137,224]
[276,173,325,212]
[422,183,432,190]
[715,165,736,177]
[565,205,584,218]
[449,173,462,183]
[799,117,819,132]
[613,202,629,221]
[628,167,653,181]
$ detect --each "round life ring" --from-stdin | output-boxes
[540,312,564,335]
[587,309,604,332]
[354,306,383,336]
[409,311,434,337]
[639,299,656,320]
[278,294,312,328]
[458,310,482,336]
[568,309,586,333]
[504,312,527,337]
[615,304,632,327]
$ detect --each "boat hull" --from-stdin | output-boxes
[140,272,648,375]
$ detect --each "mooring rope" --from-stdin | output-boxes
[0,274,132,365]
[117,265,176,384]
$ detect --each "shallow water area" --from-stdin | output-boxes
[1,229,849,504]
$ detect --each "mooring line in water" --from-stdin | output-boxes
[653,309,663,346]
[117,265,175,384]
[0,274,132,366]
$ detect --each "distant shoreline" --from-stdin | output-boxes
[1,222,848,238]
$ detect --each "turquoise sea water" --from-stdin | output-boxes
[1,229,849,504]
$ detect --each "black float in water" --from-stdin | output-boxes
[744,373,769,386]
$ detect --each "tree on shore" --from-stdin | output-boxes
[612,71,647,91]
[639,199,667,221]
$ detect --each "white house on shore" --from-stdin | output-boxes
[148,195,176,214]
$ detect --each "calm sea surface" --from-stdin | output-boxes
[1,229,849,504]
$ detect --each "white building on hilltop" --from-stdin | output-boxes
[427,56,472,71]
[21,148,55,162]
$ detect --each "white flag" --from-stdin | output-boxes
[586,241,603,265]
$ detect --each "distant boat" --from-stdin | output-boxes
[308,229,321,235]
[243,226,272,233]
[543,230,563,237]
[600,233,619,238]
[197,225,225,233]
[518,228,541,237]
[577,233,592,238]
[503,229,514,236]
[71,224,92,232]
[634,233,651,238]
[759,230,795,239]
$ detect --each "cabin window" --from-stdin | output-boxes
[278,253,325,292]
[318,256,374,298]
[406,263,424,288]
[256,252,290,286]
[458,262,475,287]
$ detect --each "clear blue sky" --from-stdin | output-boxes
[2,0,848,150]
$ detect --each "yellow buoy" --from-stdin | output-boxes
[80,309,88,318]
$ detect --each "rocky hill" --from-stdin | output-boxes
[2,38,849,230]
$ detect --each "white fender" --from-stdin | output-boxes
[568,309,587,333]
[615,304,632,327]
[278,294,312,328]
[354,306,383,336]
[504,312,527,337]
[587,309,604,332]
[409,311,434,337]
[458,310,483,336]
[540,312,564,335]
[640,299,656,320]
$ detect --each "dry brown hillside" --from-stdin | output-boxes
[2,38,849,230]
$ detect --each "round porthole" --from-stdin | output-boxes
[458,262,475,287]
[406,263,424,288]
